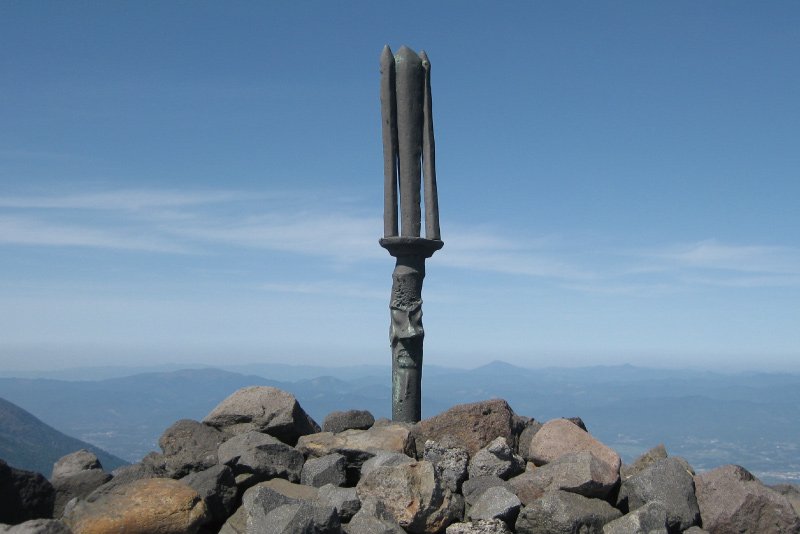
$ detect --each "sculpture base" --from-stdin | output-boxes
[379,236,443,258]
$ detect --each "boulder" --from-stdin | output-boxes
[515,490,622,534]
[84,461,166,502]
[344,495,406,534]
[218,506,247,534]
[462,476,515,507]
[601,501,669,534]
[770,482,800,516]
[0,459,56,524]
[322,410,375,433]
[203,386,320,445]
[50,470,112,518]
[616,457,700,532]
[51,451,102,480]
[180,464,237,525]
[509,450,618,504]
[525,418,621,472]
[408,399,525,458]
[446,519,513,534]
[242,479,319,530]
[620,444,667,480]
[158,419,230,478]
[466,485,521,523]
[248,501,342,534]
[424,437,469,493]
[317,484,361,522]
[63,478,209,534]
[695,464,800,534]
[361,450,417,478]
[300,453,347,488]
[356,460,463,533]
[217,431,305,484]
[516,421,543,460]
[467,437,525,481]
[0,519,74,533]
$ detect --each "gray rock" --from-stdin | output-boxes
[344,495,406,534]
[515,490,622,534]
[516,421,543,460]
[242,478,319,525]
[682,528,709,534]
[467,485,521,523]
[322,410,375,433]
[601,501,669,534]
[218,431,305,484]
[301,454,347,488]
[181,464,238,524]
[509,450,618,505]
[0,459,55,524]
[360,450,416,478]
[467,437,525,481]
[424,437,469,492]
[620,444,667,480]
[203,386,320,445]
[446,519,513,534]
[0,520,73,534]
[50,469,112,518]
[770,482,800,516]
[159,419,230,478]
[317,484,360,522]
[86,461,167,502]
[50,451,102,480]
[219,505,247,534]
[616,457,700,532]
[248,501,342,534]
[695,464,800,534]
[462,476,514,507]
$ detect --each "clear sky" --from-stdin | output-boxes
[2,2,798,373]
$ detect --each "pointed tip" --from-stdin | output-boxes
[419,50,429,61]
[382,45,393,57]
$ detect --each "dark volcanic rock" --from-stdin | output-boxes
[217,431,305,484]
[180,464,238,525]
[621,444,668,480]
[50,469,112,518]
[409,399,525,459]
[466,485,521,523]
[344,495,406,534]
[300,453,347,488]
[0,519,74,533]
[423,437,469,493]
[462,476,514,507]
[322,410,375,434]
[251,501,342,534]
[203,386,320,446]
[616,457,700,532]
[695,464,800,534]
[317,484,361,522]
[0,459,55,524]
[445,519,513,534]
[467,437,525,481]
[158,419,230,478]
[515,489,621,534]
[602,501,669,534]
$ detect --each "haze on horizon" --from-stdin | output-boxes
[1,3,798,374]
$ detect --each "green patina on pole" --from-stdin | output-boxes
[379,45,443,423]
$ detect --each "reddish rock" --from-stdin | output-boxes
[525,418,621,472]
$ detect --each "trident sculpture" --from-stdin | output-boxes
[379,45,443,423]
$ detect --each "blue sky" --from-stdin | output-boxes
[1,2,798,372]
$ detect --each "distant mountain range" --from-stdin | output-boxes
[1,361,798,485]
[0,396,128,475]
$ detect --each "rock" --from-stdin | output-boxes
[0,520,74,534]
[158,419,230,478]
[525,418,621,472]
[300,453,347,488]
[515,490,622,534]
[770,482,800,516]
[249,502,342,534]
[509,451,619,504]
[63,478,209,534]
[322,410,375,433]
[408,399,525,459]
[344,495,406,534]
[0,459,56,524]
[601,501,669,534]
[85,461,166,503]
[564,417,588,432]
[51,451,102,480]
[424,437,469,493]
[218,431,305,484]
[203,386,320,445]
[50,470,112,518]
[317,484,360,522]
[695,464,800,534]
[616,457,700,532]
[356,460,462,533]
[467,485,521,523]
[446,519,513,534]
[462,476,514,507]
[467,437,525,481]
[243,480,318,530]
[516,421,543,460]
[360,450,417,478]
[621,444,668,480]
[297,424,413,484]
[218,506,247,534]
[180,464,238,525]
[682,528,710,534]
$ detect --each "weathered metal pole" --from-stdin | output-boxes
[379,45,443,423]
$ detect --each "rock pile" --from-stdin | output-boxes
[2,385,799,534]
